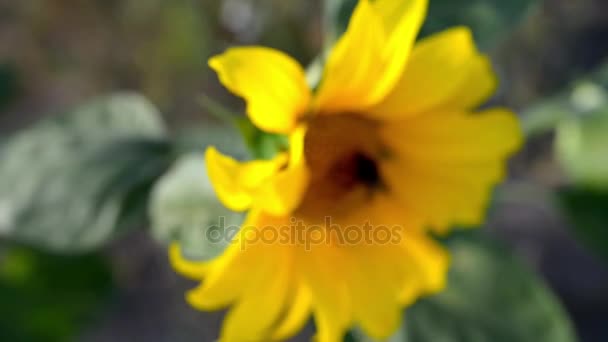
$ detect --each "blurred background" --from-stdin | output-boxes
[0,0,607,341]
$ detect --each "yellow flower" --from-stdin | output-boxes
[171,0,522,341]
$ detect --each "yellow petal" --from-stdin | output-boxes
[205,146,286,212]
[186,211,268,311]
[369,26,496,120]
[289,124,307,166]
[185,243,256,311]
[439,55,497,111]
[209,47,311,133]
[374,0,427,37]
[314,0,426,113]
[347,245,404,340]
[398,229,450,300]
[383,108,522,162]
[219,246,292,342]
[373,0,428,98]
[168,242,210,280]
[314,0,384,113]
[256,161,309,216]
[343,193,448,308]
[298,245,352,342]
[385,160,500,229]
[340,190,423,229]
[254,125,310,216]
[381,108,522,231]
[271,284,313,341]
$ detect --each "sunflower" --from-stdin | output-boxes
[170,0,522,341]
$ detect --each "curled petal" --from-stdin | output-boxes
[205,146,287,212]
[209,47,311,133]
[168,243,211,280]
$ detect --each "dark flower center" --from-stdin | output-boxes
[354,153,381,187]
[294,114,386,222]
[327,152,381,190]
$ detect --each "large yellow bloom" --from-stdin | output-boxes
[171,0,522,341]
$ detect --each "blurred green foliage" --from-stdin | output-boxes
[556,108,608,189]
[523,63,608,261]
[0,94,174,252]
[523,65,608,140]
[347,234,576,342]
[560,189,608,261]
[0,245,112,342]
[402,235,576,342]
[0,64,19,111]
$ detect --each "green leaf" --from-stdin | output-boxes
[559,188,608,260]
[348,234,576,342]
[0,93,174,252]
[149,154,243,260]
[520,96,572,137]
[522,66,608,137]
[197,94,285,160]
[556,108,608,189]
[236,118,288,160]
[0,244,113,342]
[405,235,576,342]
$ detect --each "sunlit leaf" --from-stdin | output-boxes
[522,66,608,137]
[0,93,174,252]
[556,109,608,189]
[149,154,243,260]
